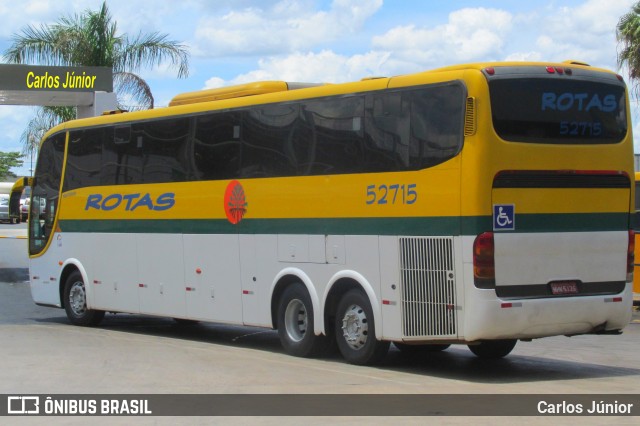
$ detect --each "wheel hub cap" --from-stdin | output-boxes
[341,304,368,350]
[69,282,86,315]
[284,299,307,342]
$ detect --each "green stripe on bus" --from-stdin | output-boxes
[57,217,460,236]
[58,212,628,235]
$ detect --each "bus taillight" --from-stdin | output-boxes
[627,230,634,281]
[473,232,495,288]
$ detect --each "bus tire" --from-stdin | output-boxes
[394,342,451,353]
[276,283,326,357]
[335,289,389,365]
[467,339,517,359]
[63,271,105,327]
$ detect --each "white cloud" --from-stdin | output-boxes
[200,1,635,89]
[203,50,390,88]
[503,51,543,62]
[203,76,226,89]
[0,0,104,39]
[365,1,635,75]
[507,0,635,66]
[192,0,382,57]
[371,8,513,72]
[549,0,632,37]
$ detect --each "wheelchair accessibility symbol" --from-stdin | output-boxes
[493,204,515,231]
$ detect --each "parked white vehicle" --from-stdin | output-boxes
[0,194,10,223]
[20,198,30,221]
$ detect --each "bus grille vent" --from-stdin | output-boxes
[399,237,457,338]
[464,97,476,136]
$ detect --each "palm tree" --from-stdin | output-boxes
[617,1,640,98]
[3,1,189,155]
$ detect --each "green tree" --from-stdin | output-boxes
[0,151,24,180]
[3,1,189,155]
[617,1,640,97]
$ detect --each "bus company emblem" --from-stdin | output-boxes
[224,180,247,224]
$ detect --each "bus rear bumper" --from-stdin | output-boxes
[462,284,633,342]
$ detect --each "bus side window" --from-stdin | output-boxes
[103,125,143,185]
[302,96,364,175]
[240,104,299,178]
[135,118,190,183]
[365,92,411,171]
[193,112,241,181]
[410,84,465,168]
[64,128,107,191]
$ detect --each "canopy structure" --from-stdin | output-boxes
[0,64,116,117]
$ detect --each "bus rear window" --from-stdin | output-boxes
[489,78,627,144]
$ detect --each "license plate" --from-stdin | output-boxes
[550,281,579,295]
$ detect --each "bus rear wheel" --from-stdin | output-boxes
[276,283,327,357]
[63,271,105,326]
[467,339,516,359]
[335,289,389,365]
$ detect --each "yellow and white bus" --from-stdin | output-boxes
[28,60,634,364]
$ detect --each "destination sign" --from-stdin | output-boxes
[0,64,112,92]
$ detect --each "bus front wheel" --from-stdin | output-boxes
[63,271,105,327]
[276,283,327,357]
[467,339,517,359]
[335,289,389,365]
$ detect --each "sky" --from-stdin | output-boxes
[0,0,637,176]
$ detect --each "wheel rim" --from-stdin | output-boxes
[284,298,308,342]
[68,281,87,316]
[341,303,368,350]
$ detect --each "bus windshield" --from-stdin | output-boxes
[489,77,627,144]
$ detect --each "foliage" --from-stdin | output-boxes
[3,1,189,154]
[617,1,640,98]
[0,151,24,180]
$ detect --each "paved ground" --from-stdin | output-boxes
[0,279,638,425]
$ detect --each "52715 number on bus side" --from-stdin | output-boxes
[366,184,417,205]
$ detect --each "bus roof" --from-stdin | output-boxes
[11,177,30,194]
[427,59,616,75]
[169,81,326,107]
[38,59,619,142]
[168,60,617,107]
